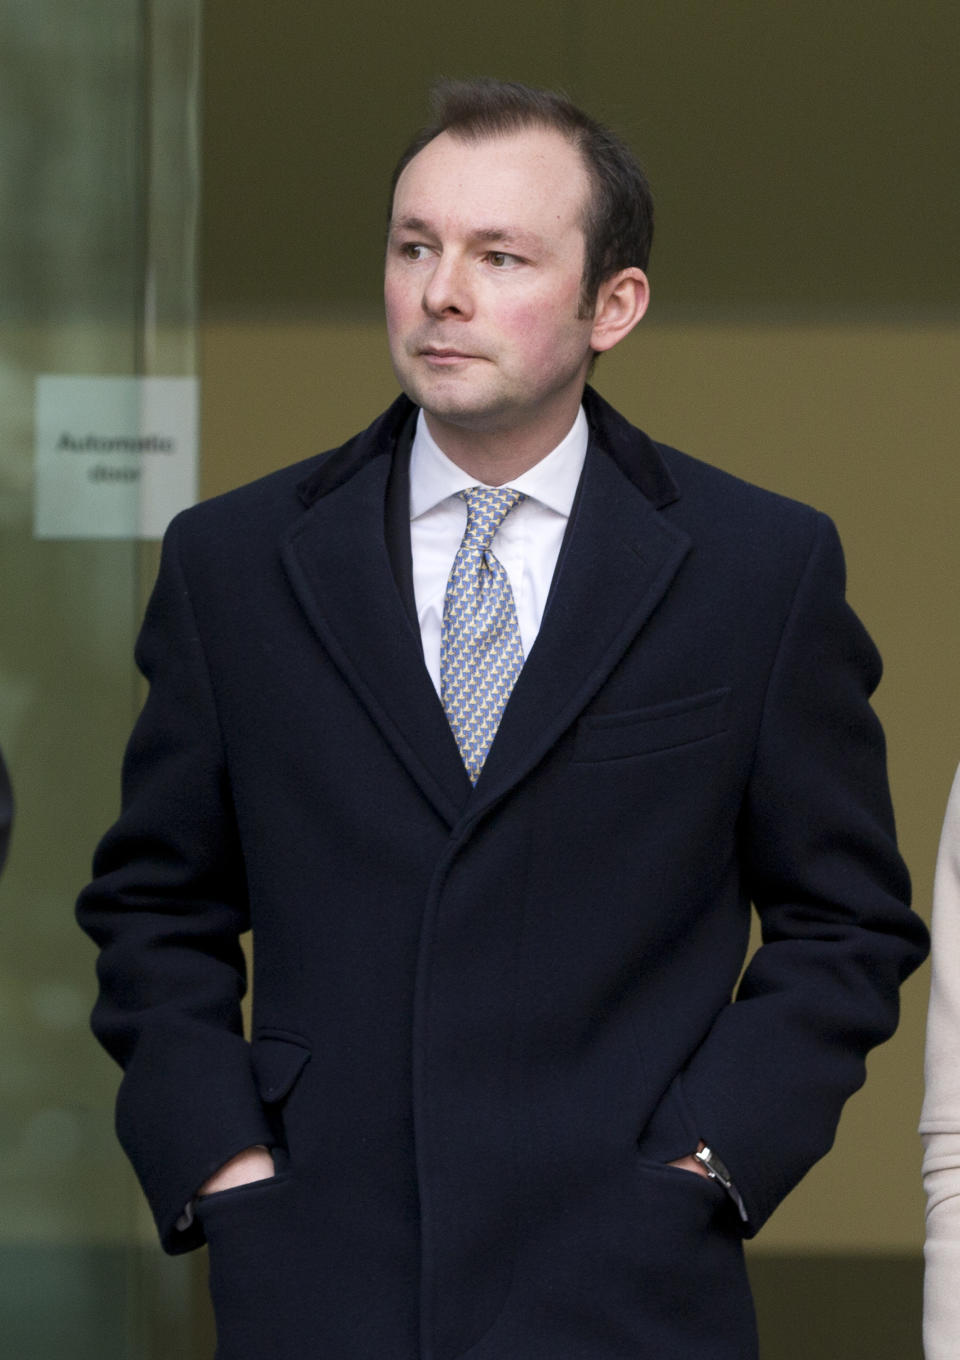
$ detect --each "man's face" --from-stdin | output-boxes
[385,126,597,451]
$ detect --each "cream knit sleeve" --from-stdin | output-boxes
[922,764,960,1358]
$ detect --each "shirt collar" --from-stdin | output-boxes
[409,406,589,521]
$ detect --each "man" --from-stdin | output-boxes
[78,80,928,1359]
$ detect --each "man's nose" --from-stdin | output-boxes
[422,254,473,318]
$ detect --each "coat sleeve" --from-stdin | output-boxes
[920,765,960,1359]
[651,512,927,1233]
[76,516,274,1253]
[0,743,11,875]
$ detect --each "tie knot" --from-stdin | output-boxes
[458,485,525,552]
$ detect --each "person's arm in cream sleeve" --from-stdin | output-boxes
[921,765,960,1358]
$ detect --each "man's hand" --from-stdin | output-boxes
[198,1145,275,1196]
[667,1140,709,1178]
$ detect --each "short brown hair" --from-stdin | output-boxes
[390,78,654,314]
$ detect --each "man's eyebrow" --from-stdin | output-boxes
[390,216,433,236]
[471,226,545,252]
[389,217,545,252]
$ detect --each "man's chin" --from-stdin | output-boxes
[403,379,510,432]
[422,401,515,438]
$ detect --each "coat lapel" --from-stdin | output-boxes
[281,403,471,827]
[470,402,691,816]
[280,391,691,827]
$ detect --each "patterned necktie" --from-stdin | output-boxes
[441,485,527,784]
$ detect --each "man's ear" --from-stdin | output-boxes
[589,268,650,353]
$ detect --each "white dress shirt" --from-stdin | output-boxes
[409,406,589,693]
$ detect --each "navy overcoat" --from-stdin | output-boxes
[78,389,928,1359]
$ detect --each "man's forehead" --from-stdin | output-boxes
[391,127,589,224]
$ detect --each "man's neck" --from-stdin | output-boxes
[422,400,585,485]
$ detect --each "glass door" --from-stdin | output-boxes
[0,3,204,1354]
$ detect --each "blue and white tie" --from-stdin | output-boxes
[441,486,526,784]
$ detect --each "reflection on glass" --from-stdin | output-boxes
[0,3,201,1356]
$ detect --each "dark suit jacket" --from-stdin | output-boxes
[0,746,11,875]
[78,389,928,1360]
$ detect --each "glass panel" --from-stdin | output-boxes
[0,2,202,1355]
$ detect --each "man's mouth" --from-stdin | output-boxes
[419,346,482,363]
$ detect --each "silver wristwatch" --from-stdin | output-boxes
[694,1145,749,1223]
[694,1144,734,1190]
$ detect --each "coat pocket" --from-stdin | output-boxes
[196,1173,307,1360]
[573,687,730,763]
[251,1031,311,1103]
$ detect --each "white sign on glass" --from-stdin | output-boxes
[34,375,199,539]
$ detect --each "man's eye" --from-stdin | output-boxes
[401,243,429,261]
[488,251,515,268]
